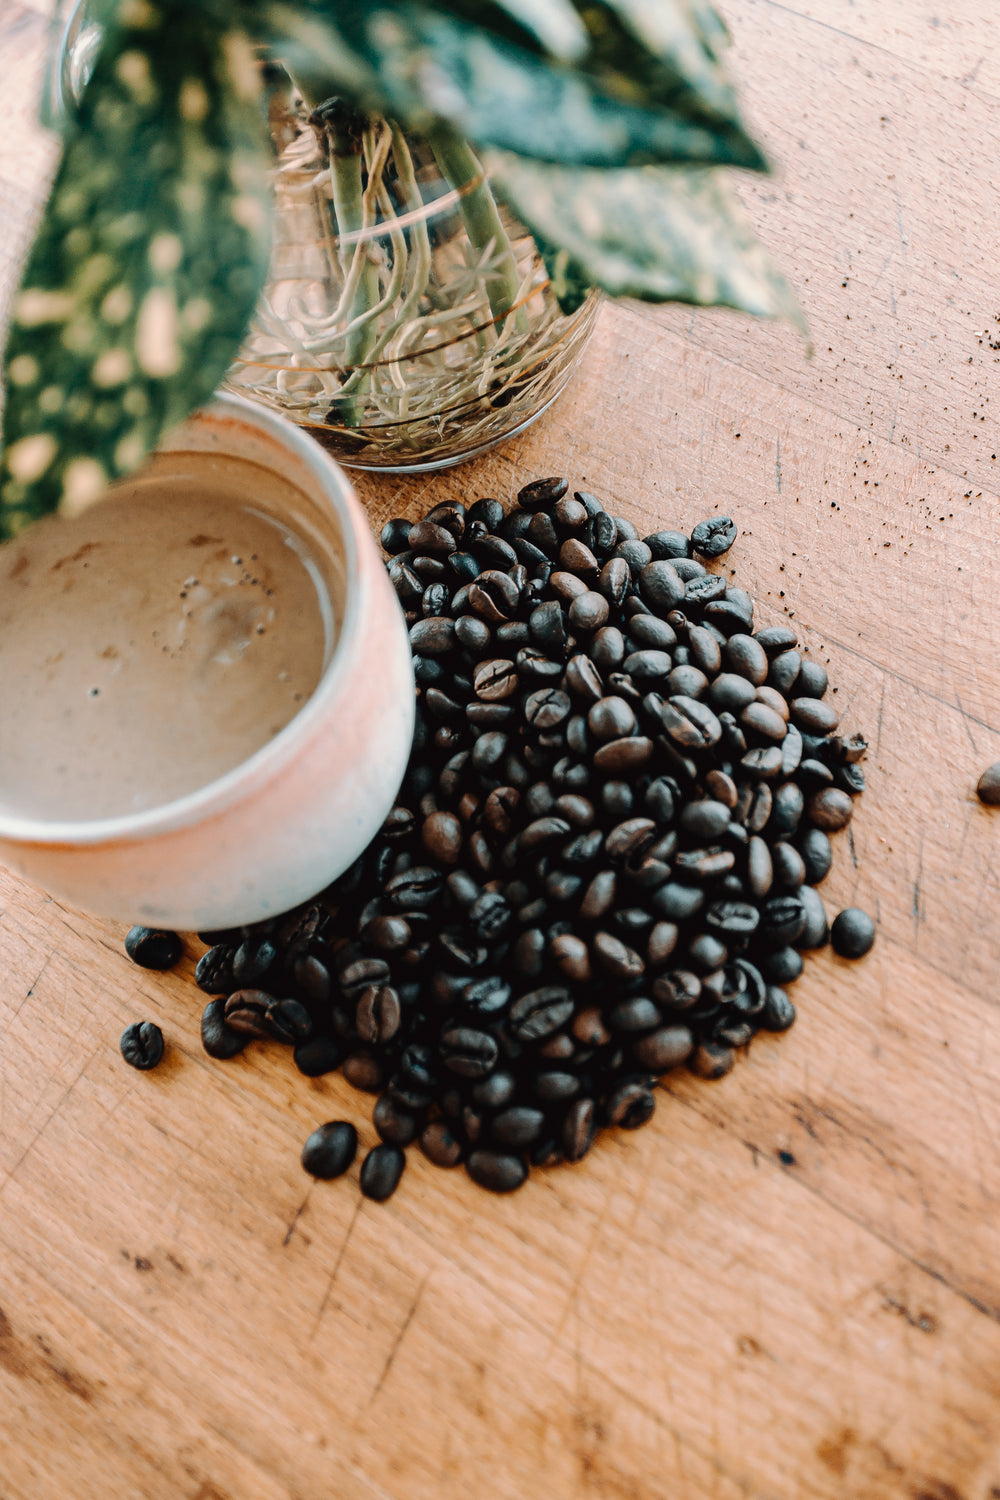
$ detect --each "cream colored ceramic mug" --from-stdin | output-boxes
[0,393,414,929]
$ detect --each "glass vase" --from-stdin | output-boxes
[224,89,600,471]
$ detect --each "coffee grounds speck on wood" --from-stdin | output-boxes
[181,485,873,1198]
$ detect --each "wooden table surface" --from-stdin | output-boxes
[4,3,1000,1497]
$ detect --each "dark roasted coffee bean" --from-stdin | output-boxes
[381,517,413,555]
[408,519,456,555]
[630,615,678,651]
[633,1025,694,1073]
[795,659,829,698]
[373,1094,419,1147]
[360,1143,406,1201]
[639,560,685,613]
[691,516,737,557]
[772,841,807,889]
[559,537,599,576]
[302,1120,358,1179]
[195,943,235,995]
[266,999,312,1045]
[704,900,759,939]
[491,1106,546,1149]
[528,511,559,555]
[833,763,867,796]
[674,846,734,881]
[519,476,567,510]
[754,624,797,657]
[408,616,457,656]
[977,763,1000,804]
[569,591,610,633]
[534,1070,581,1102]
[440,1026,499,1077]
[294,1035,343,1077]
[724,634,768,685]
[467,1150,528,1193]
[593,737,654,775]
[830,907,875,958]
[761,985,796,1031]
[562,1098,597,1162]
[641,528,689,560]
[687,932,728,972]
[120,1021,164,1070]
[652,883,704,921]
[760,894,807,945]
[689,1041,735,1078]
[201,998,248,1060]
[768,649,802,694]
[651,969,701,1010]
[467,497,504,529]
[469,570,520,624]
[529,600,568,654]
[125,926,182,970]
[608,997,662,1033]
[508,986,574,1041]
[419,1122,464,1167]
[799,757,834,787]
[232,937,278,987]
[746,836,773,900]
[758,946,804,985]
[791,697,840,735]
[741,701,787,742]
[604,1079,656,1129]
[666,665,708,699]
[799,827,833,884]
[797,885,829,948]
[808,788,854,831]
[591,626,626,672]
[614,540,652,577]
[679,799,731,839]
[224,989,275,1039]
[343,1050,385,1093]
[340,956,392,995]
[356,985,402,1045]
[383,867,443,912]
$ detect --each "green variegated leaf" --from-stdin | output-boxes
[257,1,766,171]
[1,2,272,535]
[487,152,806,329]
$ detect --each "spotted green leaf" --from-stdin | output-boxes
[487,153,805,328]
[258,1,766,171]
[1,2,272,536]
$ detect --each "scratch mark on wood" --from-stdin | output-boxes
[310,1198,363,1340]
[774,438,782,492]
[880,1292,938,1334]
[368,1273,429,1406]
[282,1192,310,1248]
[847,825,858,869]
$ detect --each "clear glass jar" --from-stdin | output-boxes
[224,90,600,471]
[57,12,599,472]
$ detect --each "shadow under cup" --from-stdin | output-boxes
[0,394,415,929]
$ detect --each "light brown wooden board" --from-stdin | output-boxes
[2,4,1000,1498]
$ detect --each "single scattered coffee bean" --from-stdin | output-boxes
[976,762,1000,805]
[360,1143,406,1200]
[301,1121,358,1179]
[120,1021,165,1070]
[691,516,737,557]
[830,907,875,958]
[125,927,182,970]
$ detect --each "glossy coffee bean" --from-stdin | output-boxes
[360,1144,406,1201]
[830,907,875,958]
[125,927,182,970]
[301,1121,358,1179]
[120,1021,165,1070]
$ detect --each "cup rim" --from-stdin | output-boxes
[0,392,366,847]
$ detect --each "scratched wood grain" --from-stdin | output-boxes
[3,4,1000,1499]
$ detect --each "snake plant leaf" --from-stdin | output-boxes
[427,1,589,61]
[1,2,272,536]
[259,1,766,171]
[487,153,806,329]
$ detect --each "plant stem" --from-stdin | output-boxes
[424,122,523,330]
[314,98,380,426]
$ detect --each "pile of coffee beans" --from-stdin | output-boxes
[126,480,875,1198]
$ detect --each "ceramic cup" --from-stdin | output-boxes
[0,393,414,929]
